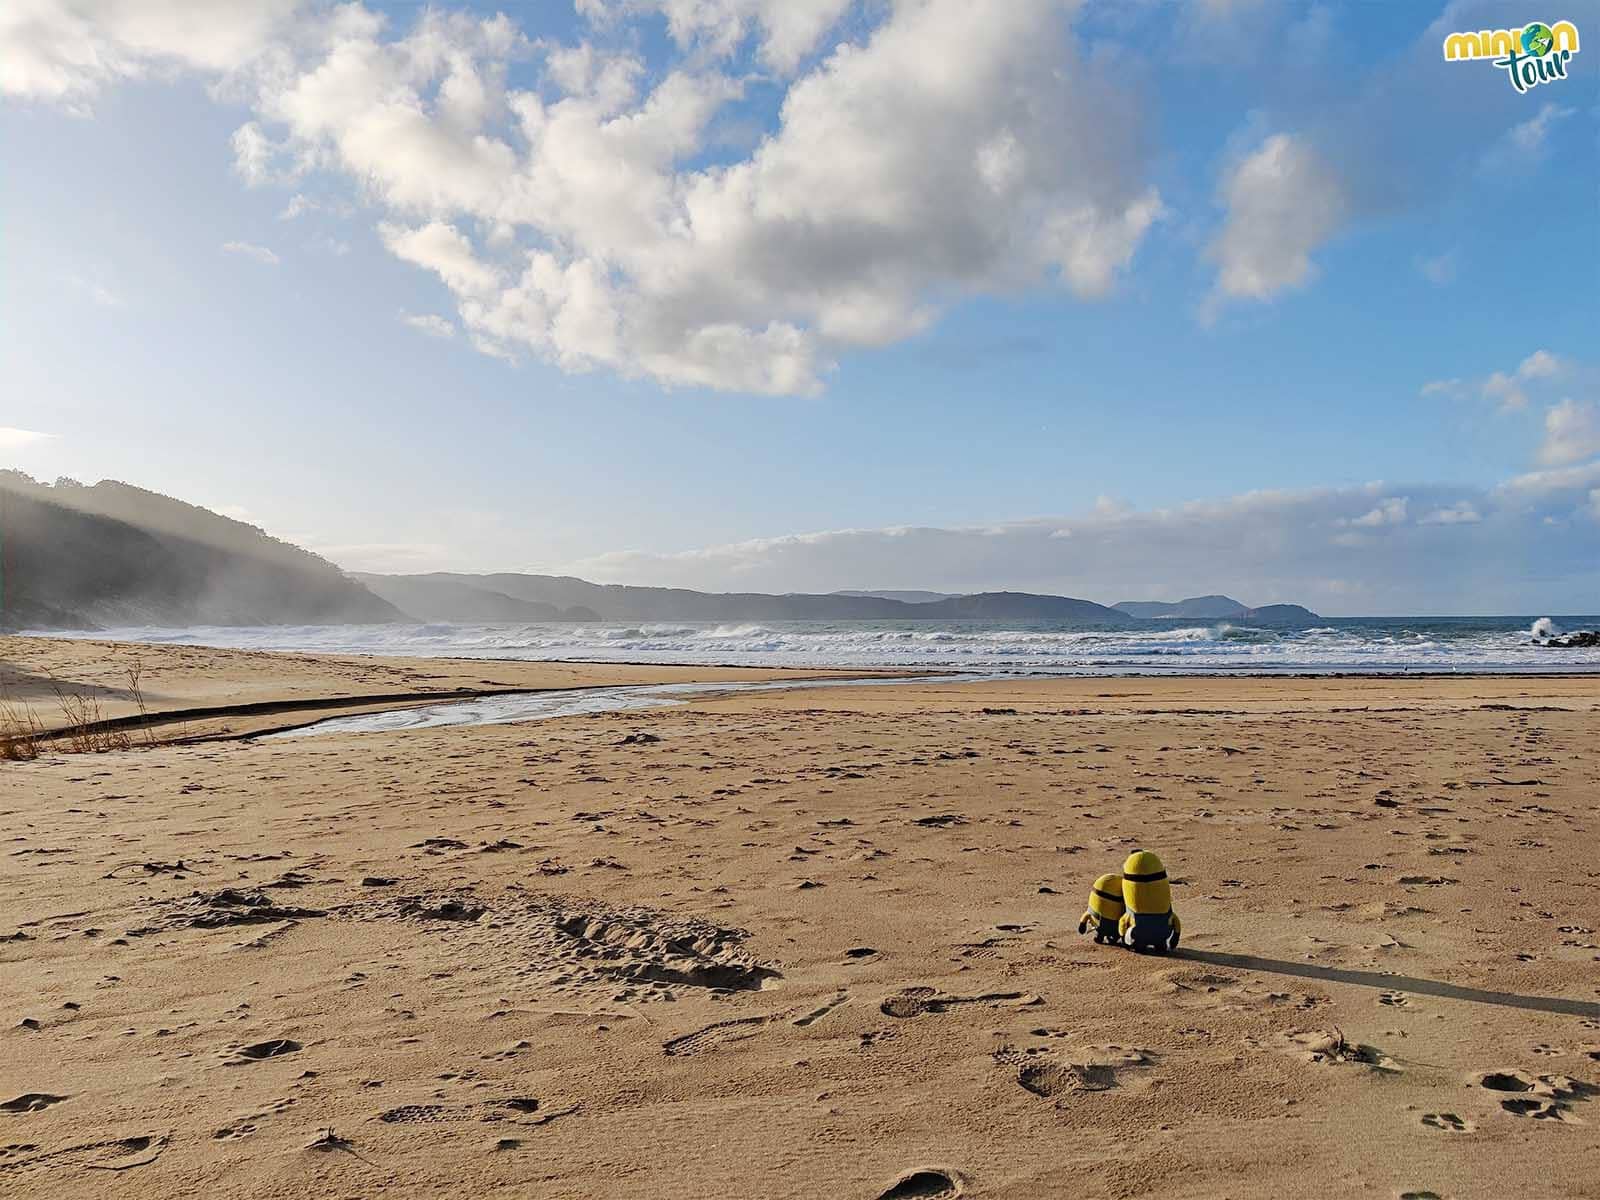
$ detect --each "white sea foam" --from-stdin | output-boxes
[1531,617,1561,639]
[32,614,1600,674]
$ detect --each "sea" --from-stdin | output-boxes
[42,614,1600,675]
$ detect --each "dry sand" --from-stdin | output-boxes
[3,639,1598,1199]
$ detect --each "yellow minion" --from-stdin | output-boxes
[1076,873,1125,944]
[1118,849,1181,953]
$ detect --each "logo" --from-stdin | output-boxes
[1443,19,1579,92]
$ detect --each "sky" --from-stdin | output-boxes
[2,0,1598,614]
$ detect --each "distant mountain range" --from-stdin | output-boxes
[0,473,1321,630]
[354,573,1133,623]
[1113,595,1321,623]
[833,589,956,604]
[359,574,1321,625]
[0,472,400,630]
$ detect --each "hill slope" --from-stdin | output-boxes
[361,573,1126,623]
[1115,595,1248,619]
[0,473,401,630]
[1114,595,1321,623]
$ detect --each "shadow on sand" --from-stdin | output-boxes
[1175,948,1600,1019]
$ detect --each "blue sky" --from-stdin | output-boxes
[2,0,1597,613]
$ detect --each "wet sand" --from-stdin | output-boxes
[3,641,1598,1198]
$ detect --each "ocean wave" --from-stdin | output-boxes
[34,615,1600,675]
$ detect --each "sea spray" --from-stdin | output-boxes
[34,616,1600,674]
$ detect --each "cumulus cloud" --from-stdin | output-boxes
[557,473,1600,612]
[401,312,455,338]
[1539,399,1600,467]
[1207,132,1346,304]
[340,0,1158,392]
[10,0,1163,395]
[0,426,54,449]
[1483,349,1566,411]
[0,0,300,107]
[1423,349,1569,412]
[1348,496,1408,528]
[1496,458,1600,500]
[221,239,280,265]
[576,0,854,74]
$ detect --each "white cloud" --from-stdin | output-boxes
[1207,132,1346,304]
[1424,349,1568,412]
[1349,496,1408,527]
[1419,501,1480,526]
[401,312,456,338]
[1482,349,1566,410]
[104,0,1156,395]
[1539,399,1600,467]
[0,426,54,450]
[1516,349,1563,380]
[380,222,498,295]
[577,0,854,74]
[1497,458,1600,499]
[0,0,301,106]
[555,474,1600,612]
[221,239,280,265]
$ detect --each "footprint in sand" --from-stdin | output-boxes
[227,1039,302,1064]
[1477,1070,1596,1121]
[1018,1061,1117,1097]
[998,1044,1154,1099]
[1420,1112,1473,1133]
[875,1167,964,1198]
[1499,1098,1568,1120]
[0,1134,168,1174]
[1,1095,68,1114]
[1378,991,1413,1008]
[377,1104,454,1125]
[379,1098,568,1126]
[879,988,1032,1019]
[662,1015,770,1056]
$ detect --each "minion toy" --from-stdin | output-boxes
[1076,873,1125,944]
[1118,850,1181,953]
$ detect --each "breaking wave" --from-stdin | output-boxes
[44,613,1600,675]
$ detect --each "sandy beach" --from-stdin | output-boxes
[3,639,1598,1199]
